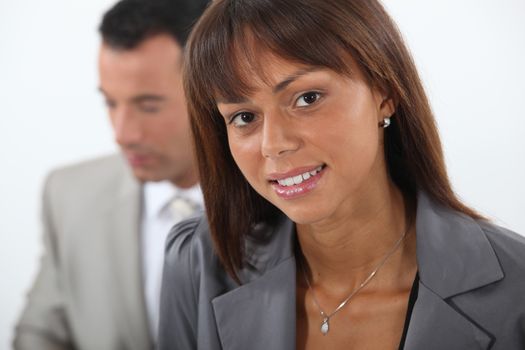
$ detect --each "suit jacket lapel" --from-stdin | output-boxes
[404,282,492,349]
[404,193,503,349]
[212,216,296,350]
[212,257,296,350]
[414,193,503,298]
[210,193,505,349]
[106,161,153,349]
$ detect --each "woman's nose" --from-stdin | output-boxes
[260,111,300,159]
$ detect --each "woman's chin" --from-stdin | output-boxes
[279,206,332,226]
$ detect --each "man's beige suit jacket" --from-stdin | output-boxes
[14,154,153,350]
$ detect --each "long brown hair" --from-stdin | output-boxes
[184,0,480,281]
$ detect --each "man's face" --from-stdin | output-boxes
[98,34,197,188]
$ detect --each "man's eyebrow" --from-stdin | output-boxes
[272,67,321,94]
[97,88,165,103]
[131,95,166,103]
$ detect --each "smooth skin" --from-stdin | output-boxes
[217,52,417,349]
[98,34,198,188]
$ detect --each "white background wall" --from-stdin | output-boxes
[0,0,524,348]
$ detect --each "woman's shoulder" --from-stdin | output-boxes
[164,214,216,272]
[166,214,208,250]
[478,220,525,272]
[163,214,237,292]
[160,215,224,349]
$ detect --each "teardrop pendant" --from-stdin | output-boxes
[320,317,329,335]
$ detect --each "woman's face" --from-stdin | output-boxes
[216,54,394,225]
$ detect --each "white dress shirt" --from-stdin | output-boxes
[141,181,203,342]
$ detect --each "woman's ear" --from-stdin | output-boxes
[379,96,396,119]
[372,86,397,123]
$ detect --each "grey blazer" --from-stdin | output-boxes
[14,155,153,350]
[159,192,525,349]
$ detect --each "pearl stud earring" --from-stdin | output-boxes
[379,117,391,128]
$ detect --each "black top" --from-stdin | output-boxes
[398,273,420,350]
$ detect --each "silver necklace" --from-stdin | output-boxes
[301,227,409,336]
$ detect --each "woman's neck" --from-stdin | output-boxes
[296,184,415,291]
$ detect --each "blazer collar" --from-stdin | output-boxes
[212,215,296,350]
[212,192,504,350]
[212,257,296,350]
[243,215,296,276]
[415,192,503,299]
[404,192,503,349]
[404,283,493,349]
[238,192,505,297]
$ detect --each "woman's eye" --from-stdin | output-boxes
[230,112,256,127]
[296,92,321,107]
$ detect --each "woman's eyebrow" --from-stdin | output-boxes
[216,67,322,105]
[216,96,249,104]
[272,67,321,94]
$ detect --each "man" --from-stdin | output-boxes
[13,0,209,348]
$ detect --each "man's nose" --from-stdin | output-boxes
[111,106,143,146]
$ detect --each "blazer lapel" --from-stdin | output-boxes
[212,216,296,350]
[212,257,296,350]
[404,193,503,349]
[404,282,492,349]
[106,163,153,350]
[209,193,504,349]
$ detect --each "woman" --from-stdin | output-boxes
[159,0,525,349]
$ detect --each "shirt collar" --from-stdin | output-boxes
[142,181,203,219]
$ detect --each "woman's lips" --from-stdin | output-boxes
[270,165,326,199]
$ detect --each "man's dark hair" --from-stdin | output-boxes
[99,0,209,49]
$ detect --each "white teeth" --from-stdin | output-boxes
[276,166,323,187]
